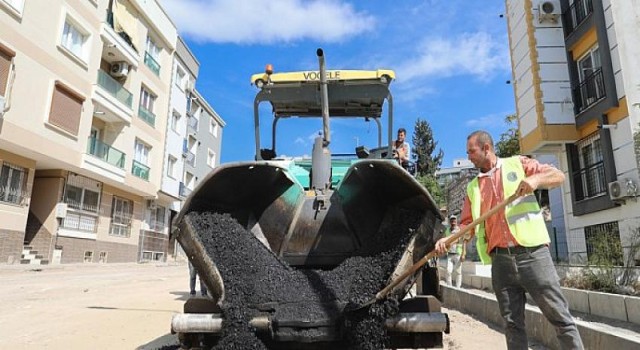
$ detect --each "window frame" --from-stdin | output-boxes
[61,174,102,233]
[59,14,91,65]
[209,117,218,137]
[207,148,216,168]
[0,0,25,17]
[167,155,177,179]
[109,196,133,237]
[0,162,28,205]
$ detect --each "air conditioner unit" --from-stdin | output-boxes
[538,0,561,23]
[608,179,639,202]
[147,199,157,210]
[110,61,129,78]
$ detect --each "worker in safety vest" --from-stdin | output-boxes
[435,130,583,350]
[442,215,466,288]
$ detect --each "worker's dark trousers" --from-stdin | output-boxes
[491,246,584,350]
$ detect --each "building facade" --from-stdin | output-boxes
[504,0,640,264]
[0,0,224,265]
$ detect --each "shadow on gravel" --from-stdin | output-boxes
[136,333,179,350]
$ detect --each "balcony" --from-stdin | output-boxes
[187,112,199,133]
[179,182,192,198]
[573,160,607,201]
[573,69,605,114]
[132,160,150,181]
[100,13,139,68]
[138,105,156,127]
[563,0,593,36]
[144,51,161,76]
[93,70,134,124]
[87,137,125,168]
[82,136,127,182]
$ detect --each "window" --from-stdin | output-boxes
[149,205,166,232]
[61,174,101,232]
[207,149,216,168]
[1,0,25,15]
[138,87,156,126]
[153,252,164,261]
[0,162,27,205]
[144,36,161,75]
[209,117,218,137]
[171,111,180,132]
[134,139,150,165]
[99,251,108,263]
[175,66,185,89]
[109,196,133,237]
[141,251,152,261]
[574,46,604,112]
[84,251,93,263]
[0,46,14,97]
[49,83,84,136]
[167,156,177,178]
[61,19,89,62]
[573,132,606,201]
[585,221,622,265]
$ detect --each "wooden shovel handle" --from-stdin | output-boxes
[373,193,519,301]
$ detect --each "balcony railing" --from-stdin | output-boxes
[573,68,605,114]
[138,105,156,127]
[144,52,161,76]
[573,160,607,201]
[132,160,150,181]
[187,112,199,132]
[87,136,125,168]
[97,70,133,108]
[563,0,593,36]
[179,182,192,198]
[61,210,99,233]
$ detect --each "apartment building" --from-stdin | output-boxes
[162,37,225,258]
[504,0,640,264]
[0,0,189,264]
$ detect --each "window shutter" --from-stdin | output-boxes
[0,48,13,97]
[49,83,84,135]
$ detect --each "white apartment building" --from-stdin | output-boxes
[0,0,223,264]
[505,0,640,264]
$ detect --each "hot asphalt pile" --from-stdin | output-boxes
[187,208,423,349]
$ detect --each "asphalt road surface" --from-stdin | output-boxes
[0,262,546,349]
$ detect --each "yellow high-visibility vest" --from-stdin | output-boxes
[467,156,549,264]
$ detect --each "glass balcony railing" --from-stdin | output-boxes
[97,70,133,108]
[132,160,150,181]
[138,105,156,127]
[87,137,125,169]
[188,113,199,132]
[144,52,161,76]
[179,182,192,198]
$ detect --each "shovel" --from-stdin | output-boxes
[353,193,519,310]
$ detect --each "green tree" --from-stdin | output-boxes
[411,118,444,176]
[495,114,521,157]
[417,174,445,208]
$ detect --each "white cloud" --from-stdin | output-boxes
[465,112,510,128]
[396,32,510,82]
[160,0,375,44]
[294,137,305,145]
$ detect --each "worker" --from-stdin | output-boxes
[435,130,583,349]
[189,261,207,297]
[393,127,411,169]
[443,215,466,288]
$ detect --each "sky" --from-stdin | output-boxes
[159,0,516,168]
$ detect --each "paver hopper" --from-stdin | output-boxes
[171,49,447,349]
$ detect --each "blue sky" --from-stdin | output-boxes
[160,0,516,167]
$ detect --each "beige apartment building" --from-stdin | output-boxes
[0,0,180,264]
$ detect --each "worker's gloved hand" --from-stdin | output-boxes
[435,237,448,255]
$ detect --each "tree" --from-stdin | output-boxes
[495,114,521,157]
[411,118,444,177]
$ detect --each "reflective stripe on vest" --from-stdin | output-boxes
[467,156,550,264]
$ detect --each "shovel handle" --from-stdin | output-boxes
[373,193,519,301]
